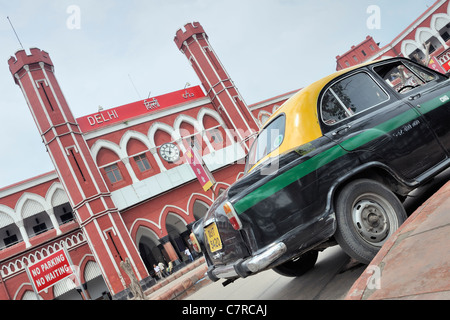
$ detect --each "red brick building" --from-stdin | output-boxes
[0,22,290,300]
[336,0,450,72]
[2,1,449,300]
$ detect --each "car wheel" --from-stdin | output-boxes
[272,250,318,277]
[334,179,407,264]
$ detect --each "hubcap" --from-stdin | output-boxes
[352,193,396,246]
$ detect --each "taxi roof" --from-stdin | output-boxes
[250,59,383,171]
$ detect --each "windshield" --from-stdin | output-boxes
[245,114,286,173]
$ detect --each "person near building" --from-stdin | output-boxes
[153,264,162,280]
[184,247,194,262]
[158,261,169,277]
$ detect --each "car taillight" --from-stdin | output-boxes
[190,232,201,253]
[223,201,242,230]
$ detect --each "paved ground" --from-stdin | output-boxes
[144,180,450,301]
[144,257,210,300]
[346,180,450,300]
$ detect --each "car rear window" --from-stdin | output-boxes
[321,72,389,125]
[245,114,286,172]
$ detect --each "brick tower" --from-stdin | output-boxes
[174,22,259,150]
[8,48,149,298]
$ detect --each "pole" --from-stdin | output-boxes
[24,263,41,300]
[6,16,24,50]
[63,242,90,300]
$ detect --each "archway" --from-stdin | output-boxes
[165,213,190,262]
[136,227,168,278]
[193,200,209,221]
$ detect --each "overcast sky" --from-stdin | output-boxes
[0,0,438,188]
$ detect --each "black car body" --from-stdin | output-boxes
[191,57,450,283]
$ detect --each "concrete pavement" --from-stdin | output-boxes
[346,180,450,300]
[144,257,211,300]
[143,180,450,300]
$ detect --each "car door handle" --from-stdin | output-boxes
[332,125,351,136]
[408,93,421,101]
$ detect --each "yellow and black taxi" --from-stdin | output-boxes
[190,57,450,283]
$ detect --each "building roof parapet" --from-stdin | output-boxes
[174,22,207,50]
[8,48,53,78]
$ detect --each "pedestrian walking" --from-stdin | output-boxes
[153,264,162,280]
[184,247,194,262]
[158,261,169,277]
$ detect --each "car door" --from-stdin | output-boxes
[390,60,450,154]
[320,68,446,182]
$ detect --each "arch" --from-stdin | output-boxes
[83,260,102,282]
[135,225,161,246]
[120,130,152,154]
[401,39,423,57]
[77,254,98,283]
[165,213,190,262]
[197,107,234,143]
[148,122,178,148]
[0,205,16,228]
[212,182,231,200]
[415,27,436,45]
[197,108,227,130]
[166,212,189,234]
[173,114,202,136]
[431,13,450,32]
[53,278,78,299]
[46,183,69,208]
[158,205,190,236]
[15,284,42,300]
[192,200,210,221]
[15,193,50,220]
[257,110,272,126]
[129,218,161,245]
[187,193,213,218]
[136,226,166,273]
[90,139,124,164]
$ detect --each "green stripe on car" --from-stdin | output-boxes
[234,93,450,215]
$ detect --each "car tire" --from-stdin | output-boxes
[272,250,318,277]
[334,179,407,264]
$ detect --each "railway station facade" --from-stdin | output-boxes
[0,0,449,300]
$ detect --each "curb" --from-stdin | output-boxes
[346,180,450,300]
[144,257,212,300]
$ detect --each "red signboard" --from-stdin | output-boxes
[436,49,450,72]
[26,248,74,293]
[76,85,206,133]
[428,55,446,74]
[184,146,215,192]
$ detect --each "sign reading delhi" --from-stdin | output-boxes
[26,248,74,293]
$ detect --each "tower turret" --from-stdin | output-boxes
[8,48,149,298]
[174,22,259,150]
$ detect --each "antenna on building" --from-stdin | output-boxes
[128,74,141,100]
[7,16,24,50]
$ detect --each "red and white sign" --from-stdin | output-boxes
[436,49,450,72]
[76,85,205,133]
[428,55,446,74]
[184,146,215,192]
[26,248,74,293]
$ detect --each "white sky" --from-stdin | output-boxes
[0,0,438,188]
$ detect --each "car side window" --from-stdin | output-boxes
[373,61,443,94]
[321,72,389,125]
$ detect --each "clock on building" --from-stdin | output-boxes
[159,143,180,163]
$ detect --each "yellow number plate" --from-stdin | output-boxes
[205,223,223,253]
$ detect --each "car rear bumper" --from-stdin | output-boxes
[207,242,287,281]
